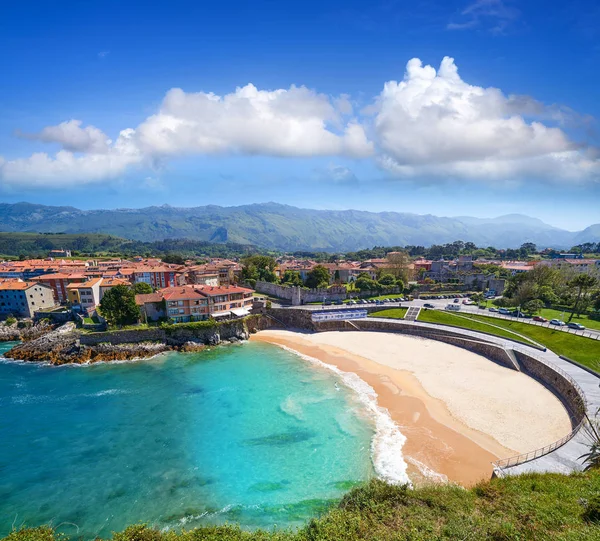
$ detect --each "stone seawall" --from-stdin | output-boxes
[514,351,586,424]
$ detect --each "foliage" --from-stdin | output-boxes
[242,256,278,283]
[305,265,330,289]
[132,282,154,294]
[523,299,545,314]
[4,316,16,326]
[377,273,396,286]
[99,285,141,327]
[0,232,264,260]
[281,270,303,287]
[568,274,599,321]
[162,253,186,265]
[6,470,600,540]
[579,416,600,472]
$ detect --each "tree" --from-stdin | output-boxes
[305,265,330,289]
[242,255,278,283]
[378,273,396,286]
[395,278,405,291]
[281,270,303,287]
[568,274,598,320]
[100,285,141,327]
[385,251,412,283]
[163,253,185,265]
[132,282,154,294]
[523,299,544,314]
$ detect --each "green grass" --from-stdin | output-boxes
[418,309,538,347]
[6,470,600,540]
[418,309,600,371]
[368,308,408,319]
[538,308,600,331]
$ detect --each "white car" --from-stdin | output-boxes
[550,319,566,326]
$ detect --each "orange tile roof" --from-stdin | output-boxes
[135,292,164,305]
[0,280,49,291]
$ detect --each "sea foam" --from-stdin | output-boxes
[276,344,411,486]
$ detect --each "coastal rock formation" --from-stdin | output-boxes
[3,318,254,365]
[0,320,55,342]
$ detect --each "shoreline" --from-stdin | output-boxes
[250,329,572,487]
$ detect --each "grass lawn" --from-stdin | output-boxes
[82,317,94,325]
[418,309,538,348]
[368,307,408,319]
[538,308,600,331]
[419,309,600,371]
[8,470,600,540]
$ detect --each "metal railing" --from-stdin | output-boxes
[493,348,588,470]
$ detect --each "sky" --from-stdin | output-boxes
[1,0,599,230]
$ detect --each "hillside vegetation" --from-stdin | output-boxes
[4,471,600,540]
[1,202,597,251]
[0,232,261,259]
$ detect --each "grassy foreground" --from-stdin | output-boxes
[5,472,600,541]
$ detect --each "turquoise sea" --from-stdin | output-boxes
[0,341,377,538]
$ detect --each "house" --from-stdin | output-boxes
[131,266,185,289]
[0,280,56,318]
[135,292,166,322]
[99,278,132,300]
[48,248,72,258]
[32,272,87,303]
[139,284,255,323]
[66,277,103,311]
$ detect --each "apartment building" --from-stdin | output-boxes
[0,281,56,318]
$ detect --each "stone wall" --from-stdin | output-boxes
[256,282,348,305]
[514,351,586,424]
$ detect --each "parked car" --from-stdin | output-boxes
[532,316,548,322]
[498,308,511,315]
[334,300,343,305]
[550,319,566,326]
[423,303,435,309]
[453,298,460,303]
[488,307,498,312]
[567,322,585,330]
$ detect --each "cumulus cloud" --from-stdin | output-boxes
[373,57,599,182]
[1,128,142,186]
[135,84,372,158]
[1,59,598,188]
[18,119,112,154]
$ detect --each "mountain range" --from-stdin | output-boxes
[0,202,597,252]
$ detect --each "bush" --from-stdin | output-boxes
[4,316,16,326]
[582,494,600,524]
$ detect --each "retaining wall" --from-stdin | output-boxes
[514,350,586,424]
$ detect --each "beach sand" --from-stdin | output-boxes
[250,330,572,487]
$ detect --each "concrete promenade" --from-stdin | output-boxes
[333,315,600,476]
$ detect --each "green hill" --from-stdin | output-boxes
[1,202,595,252]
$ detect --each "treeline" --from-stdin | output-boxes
[0,232,269,260]
[495,265,600,318]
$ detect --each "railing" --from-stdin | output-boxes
[493,348,588,470]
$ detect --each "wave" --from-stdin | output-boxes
[275,344,411,486]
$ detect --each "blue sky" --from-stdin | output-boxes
[1,0,599,230]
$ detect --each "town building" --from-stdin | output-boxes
[33,272,87,303]
[66,278,102,311]
[0,281,56,318]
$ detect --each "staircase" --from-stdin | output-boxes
[404,306,421,321]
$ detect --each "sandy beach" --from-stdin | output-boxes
[251,330,572,487]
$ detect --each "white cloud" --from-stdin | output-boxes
[373,57,599,182]
[18,119,112,154]
[1,129,142,186]
[1,60,598,188]
[135,84,372,158]
[448,0,520,34]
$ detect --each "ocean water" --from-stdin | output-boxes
[0,341,380,538]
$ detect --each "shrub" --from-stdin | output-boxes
[4,316,16,326]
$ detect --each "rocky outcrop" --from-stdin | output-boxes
[3,319,251,365]
[0,320,55,342]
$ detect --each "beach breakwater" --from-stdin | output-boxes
[4,318,256,365]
